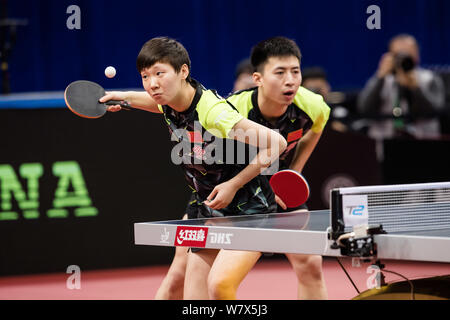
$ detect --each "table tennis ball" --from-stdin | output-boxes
[105,66,116,78]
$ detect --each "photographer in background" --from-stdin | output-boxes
[357,34,445,140]
[302,67,331,100]
[302,66,351,133]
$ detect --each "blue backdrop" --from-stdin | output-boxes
[3,0,450,96]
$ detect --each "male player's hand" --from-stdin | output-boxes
[275,194,287,210]
[204,180,239,210]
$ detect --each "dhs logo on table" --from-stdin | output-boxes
[175,226,208,247]
[209,232,233,245]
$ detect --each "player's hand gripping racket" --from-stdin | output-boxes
[64,80,132,118]
[269,169,310,208]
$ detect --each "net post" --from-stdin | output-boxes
[330,188,345,242]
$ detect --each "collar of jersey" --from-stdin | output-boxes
[251,88,293,128]
[162,78,204,115]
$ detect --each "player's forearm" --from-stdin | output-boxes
[227,118,286,188]
[230,131,287,189]
[289,130,322,173]
[124,91,160,113]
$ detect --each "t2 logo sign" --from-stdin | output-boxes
[347,205,365,216]
[342,195,369,227]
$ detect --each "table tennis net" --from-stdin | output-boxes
[336,182,450,233]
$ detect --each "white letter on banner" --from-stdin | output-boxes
[366,5,381,30]
[66,5,81,30]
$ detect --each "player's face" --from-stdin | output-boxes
[141,62,186,105]
[255,56,302,106]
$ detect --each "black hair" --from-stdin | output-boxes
[302,66,327,82]
[136,36,192,82]
[250,36,302,72]
[234,58,254,78]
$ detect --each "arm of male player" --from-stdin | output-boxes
[204,118,287,210]
[274,129,323,210]
[99,91,162,113]
[289,129,323,173]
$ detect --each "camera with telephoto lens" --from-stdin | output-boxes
[394,53,416,72]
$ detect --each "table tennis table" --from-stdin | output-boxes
[135,181,450,263]
[134,181,450,299]
[134,208,450,263]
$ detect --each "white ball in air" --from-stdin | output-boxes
[105,66,116,78]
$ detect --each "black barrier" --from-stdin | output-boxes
[0,108,190,276]
[302,127,382,210]
[383,138,450,185]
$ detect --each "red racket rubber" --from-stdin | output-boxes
[269,169,310,208]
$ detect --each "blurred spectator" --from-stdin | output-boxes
[357,34,446,140]
[302,66,348,132]
[302,67,331,101]
[232,58,255,92]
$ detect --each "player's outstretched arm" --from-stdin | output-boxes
[100,91,162,113]
[204,119,287,209]
[289,129,323,173]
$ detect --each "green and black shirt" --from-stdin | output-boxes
[227,86,330,172]
[158,79,276,218]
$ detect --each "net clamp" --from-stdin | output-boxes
[334,224,386,261]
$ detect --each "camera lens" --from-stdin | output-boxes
[396,54,415,72]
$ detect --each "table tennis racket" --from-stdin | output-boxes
[64,80,132,119]
[269,169,310,208]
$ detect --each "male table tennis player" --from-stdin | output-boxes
[100,37,287,299]
[203,37,330,300]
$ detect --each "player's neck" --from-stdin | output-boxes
[169,82,196,112]
[257,89,288,123]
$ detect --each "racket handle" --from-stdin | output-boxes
[104,100,132,110]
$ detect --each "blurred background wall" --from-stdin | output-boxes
[2,0,449,95]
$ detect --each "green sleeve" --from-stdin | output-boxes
[226,90,253,118]
[294,87,331,132]
[197,90,244,138]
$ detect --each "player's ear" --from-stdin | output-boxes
[180,64,190,80]
[253,72,263,86]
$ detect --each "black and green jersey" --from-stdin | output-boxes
[227,86,330,171]
[158,79,276,218]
